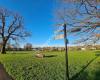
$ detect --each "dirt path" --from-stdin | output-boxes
[0,63,13,80]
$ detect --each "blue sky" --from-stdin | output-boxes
[0,0,75,47]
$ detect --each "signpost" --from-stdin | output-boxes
[95,34,100,37]
[54,23,69,80]
[63,24,69,80]
[54,23,83,80]
[54,34,64,40]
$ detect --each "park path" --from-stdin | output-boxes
[0,63,14,80]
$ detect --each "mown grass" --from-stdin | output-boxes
[0,50,100,80]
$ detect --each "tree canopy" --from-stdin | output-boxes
[55,0,100,44]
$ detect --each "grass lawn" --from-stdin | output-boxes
[0,50,100,80]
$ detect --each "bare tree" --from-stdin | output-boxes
[0,8,31,54]
[24,43,33,51]
[55,0,100,44]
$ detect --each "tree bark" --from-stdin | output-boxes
[1,41,7,54]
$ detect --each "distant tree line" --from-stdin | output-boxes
[0,42,33,51]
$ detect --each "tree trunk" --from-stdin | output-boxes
[1,41,7,54]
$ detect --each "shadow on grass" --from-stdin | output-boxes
[95,51,100,53]
[95,51,100,57]
[94,69,100,80]
[70,56,98,80]
[44,55,57,58]
[94,60,100,80]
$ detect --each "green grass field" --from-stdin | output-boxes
[0,50,100,80]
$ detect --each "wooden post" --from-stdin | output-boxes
[63,23,69,80]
